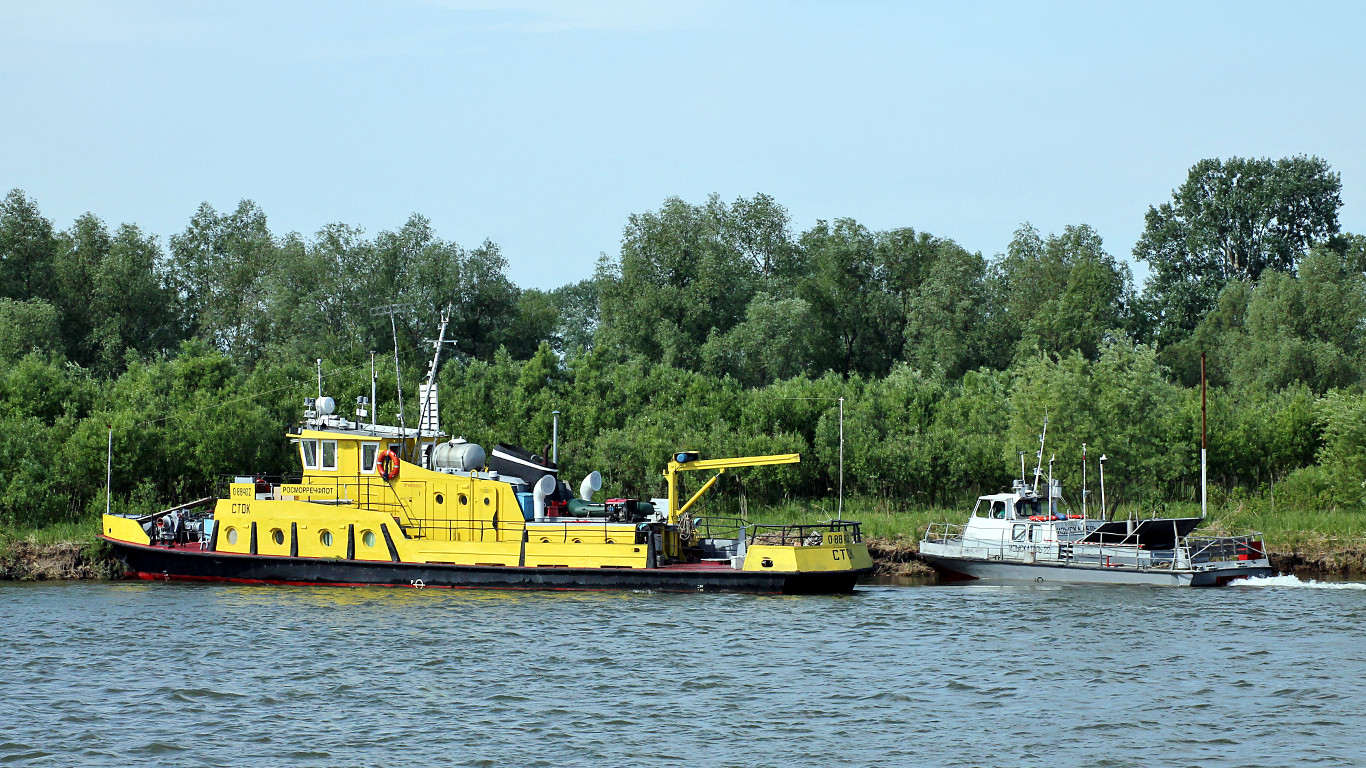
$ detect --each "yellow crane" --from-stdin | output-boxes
[662,451,801,526]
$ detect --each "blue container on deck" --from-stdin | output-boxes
[515,492,534,521]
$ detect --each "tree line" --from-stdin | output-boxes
[1,154,1363,528]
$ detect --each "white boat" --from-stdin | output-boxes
[919,479,1274,587]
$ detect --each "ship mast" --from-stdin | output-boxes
[1032,413,1048,494]
[417,304,455,466]
[370,303,414,455]
[1082,442,1088,518]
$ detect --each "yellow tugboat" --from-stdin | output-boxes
[100,317,872,593]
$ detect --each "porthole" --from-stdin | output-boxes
[320,530,333,547]
[226,527,238,545]
[606,539,615,544]
[483,497,490,506]
[362,530,376,548]
[435,493,444,505]
[572,538,582,544]
[459,494,468,506]
[540,537,550,543]
[272,528,284,546]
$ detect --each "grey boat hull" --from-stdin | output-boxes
[921,553,1274,587]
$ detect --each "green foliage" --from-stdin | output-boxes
[1,177,1364,545]
[0,299,62,361]
[989,223,1132,363]
[597,193,788,368]
[1167,244,1366,390]
[1136,155,1342,345]
[0,189,59,305]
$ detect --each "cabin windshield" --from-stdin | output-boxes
[1013,499,1042,519]
[301,439,318,469]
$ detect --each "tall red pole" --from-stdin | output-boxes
[1201,352,1207,518]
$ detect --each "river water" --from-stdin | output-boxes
[2,576,1365,767]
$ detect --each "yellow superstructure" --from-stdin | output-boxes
[205,427,653,569]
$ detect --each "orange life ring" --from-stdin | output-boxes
[377,449,400,480]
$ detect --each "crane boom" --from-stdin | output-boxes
[662,453,800,525]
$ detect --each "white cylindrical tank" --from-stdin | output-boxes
[431,439,486,471]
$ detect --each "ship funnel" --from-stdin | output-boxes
[579,471,602,501]
[533,475,556,521]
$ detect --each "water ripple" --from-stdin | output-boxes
[1,580,1365,767]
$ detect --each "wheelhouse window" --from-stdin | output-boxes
[301,439,319,469]
[321,440,338,471]
[991,501,1006,520]
[361,443,379,474]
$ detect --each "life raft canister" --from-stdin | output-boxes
[378,449,401,481]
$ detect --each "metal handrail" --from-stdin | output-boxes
[747,520,863,546]
[691,516,748,540]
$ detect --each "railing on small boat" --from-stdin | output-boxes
[922,519,1267,572]
[747,521,863,546]
[923,522,967,543]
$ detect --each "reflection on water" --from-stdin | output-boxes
[3,578,1366,767]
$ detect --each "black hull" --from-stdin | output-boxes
[104,539,868,595]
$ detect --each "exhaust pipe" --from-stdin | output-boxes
[533,475,556,521]
[579,471,602,501]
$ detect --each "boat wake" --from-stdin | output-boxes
[1228,574,1366,590]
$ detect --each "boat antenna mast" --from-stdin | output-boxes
[1081,442,1088,518]
[1032,412,1048,494]
[1099,453,1108,520]
[370,303,414,454]
[370,351,378,430]
[837,396,844,521]
[417,303,457,465]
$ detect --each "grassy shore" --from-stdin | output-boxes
[0,522,118,580]
[3,494,1364,580]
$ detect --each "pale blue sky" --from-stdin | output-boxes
[2,1,1362,289]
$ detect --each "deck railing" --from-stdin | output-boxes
[747,520,863,546]
[921,519,1268,572]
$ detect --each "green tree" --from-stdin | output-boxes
[1180,245,1366,392]
[701,293,817,387]
[0,299,62,361]
[0,190,59,304]
[798,218,900,377]
[169,200,280,363]
[902,240,991,378]
[549,277,599,360]
[597,194,786,367]
[89,224,181,373]
[987,223,1131,364]
[1135,156,1341,345]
